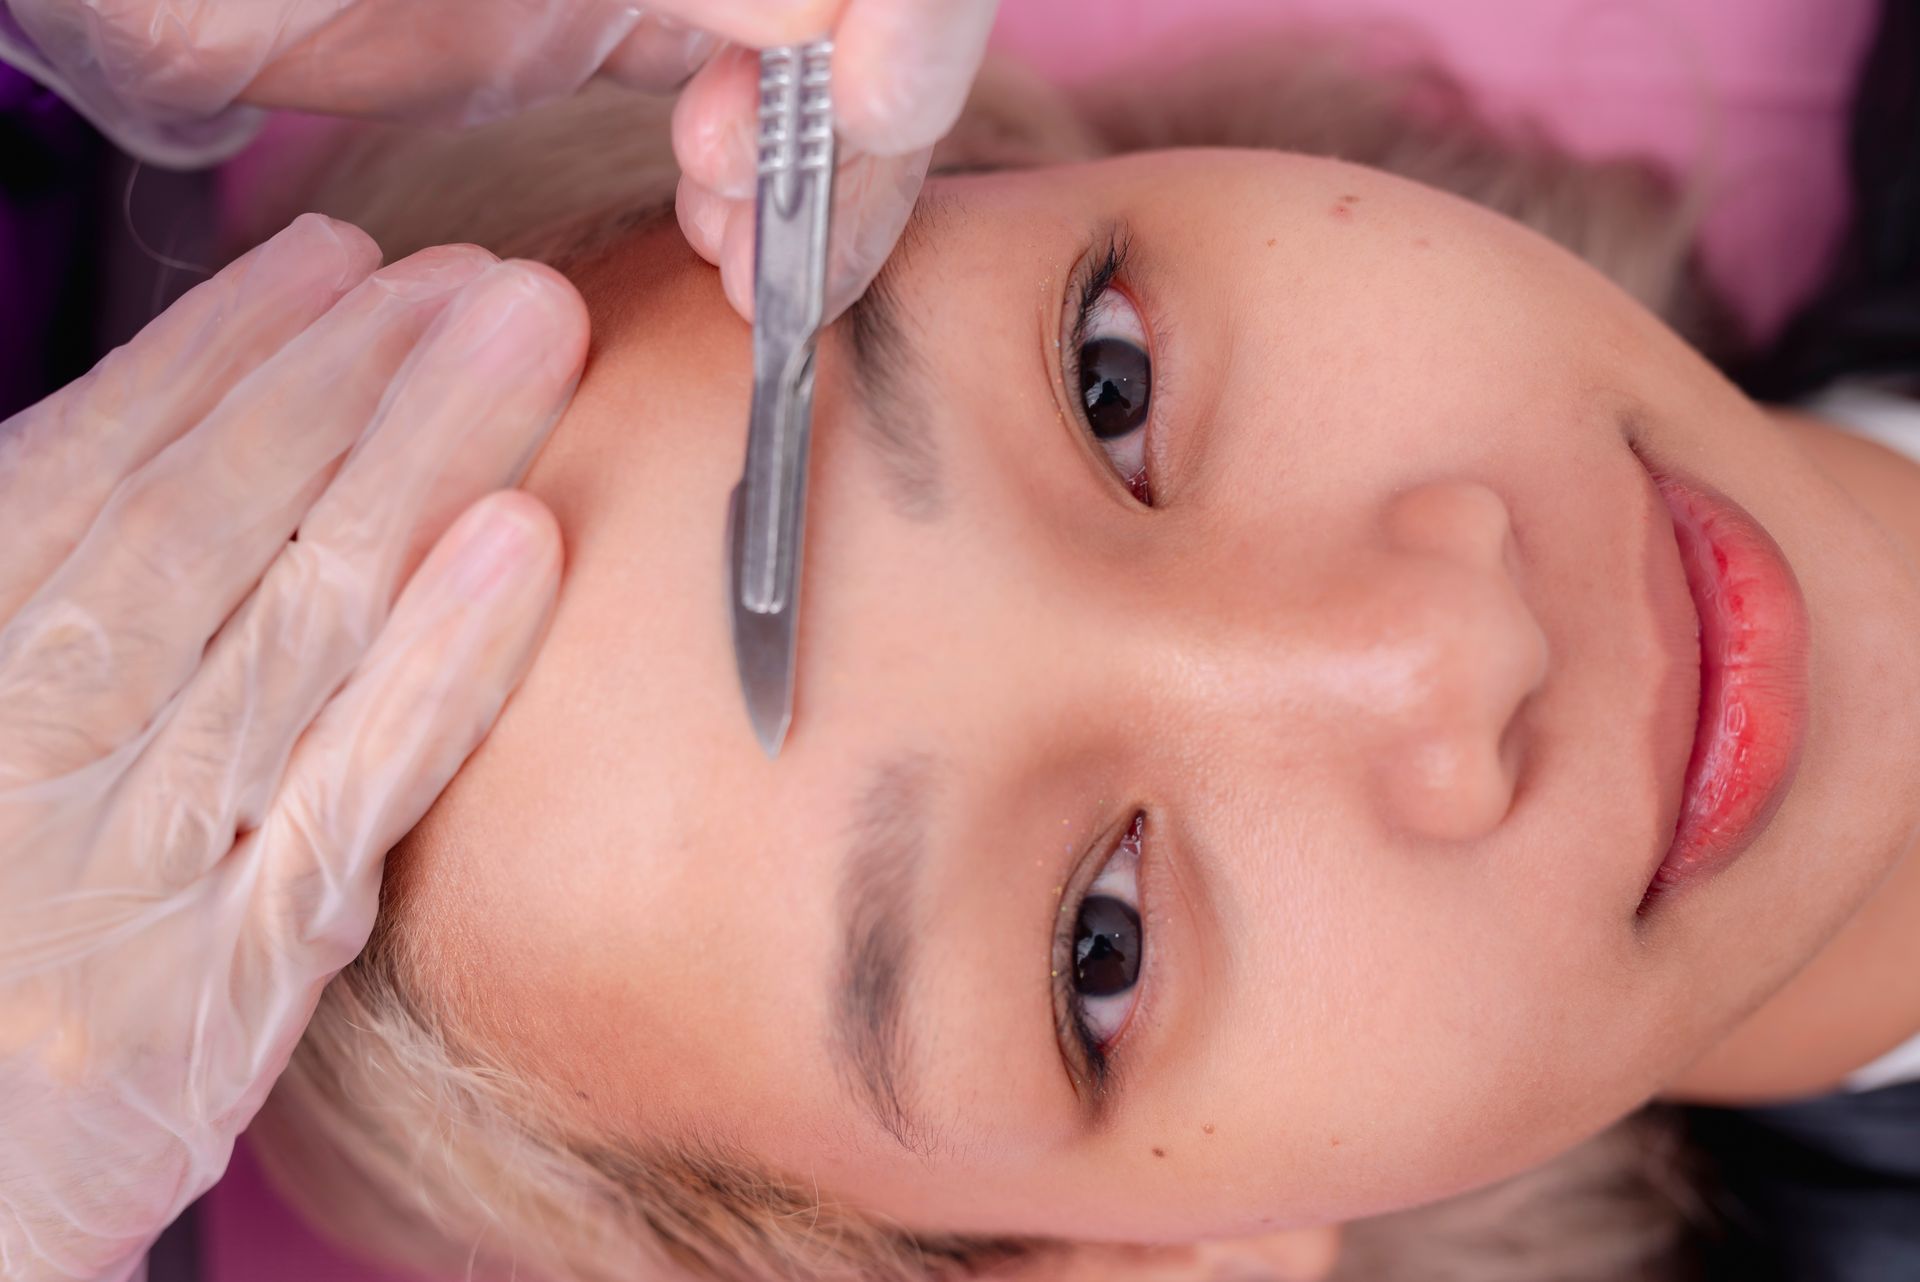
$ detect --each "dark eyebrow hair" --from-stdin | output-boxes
[830,754,939,1157]
[839,192,953,523]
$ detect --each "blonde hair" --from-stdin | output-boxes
[253,36,1724,1282]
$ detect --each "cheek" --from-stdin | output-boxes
[1182,826,1675,1224]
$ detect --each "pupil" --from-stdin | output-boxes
[1078,336,1151,440]
[1074,895,1142,997]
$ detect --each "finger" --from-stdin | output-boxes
[105,263,586,897]
[630,0,846,50]
[670,43,761,201]
[46,0,347,116]
[676,173,733,273]
[0,215,379,622]
[599,11,722,93]
[708,183,759,323]
[663,0,993,193]
[236,492,560,1039]
[831,0,999,157]
[240,0,647,124]
[0,245,495,781]
[820,146,930,321]
[692,147,930,325]
[289,262,585,612]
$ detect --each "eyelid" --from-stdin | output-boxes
[1054,225,1165,508]
[1052,809,1150,1103]
[1051,812,1122,1089]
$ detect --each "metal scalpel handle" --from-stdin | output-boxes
[729,40,835,756]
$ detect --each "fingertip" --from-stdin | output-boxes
[823,266,889,327]
[234,214,381,311]
[756,0,845,46]
[436,490,564,615]
[719,204,758,323]
[504,486,564,536]
[676,174,731,266]
[477,488,564,576]
[276,212,383,287]
[818,149,927,321]
[366,242,500,303]
[670,46,760,199]
[411,240,502,267]
[676,177,755,322]
[600,15,722,93]
[403,260,580,386]
[643,0,844,48]
[492,260,593,381]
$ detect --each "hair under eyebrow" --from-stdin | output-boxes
[833,754,939,1157]
[841,193,953,523]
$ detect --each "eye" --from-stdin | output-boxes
[1064,236,1154,504]
[1061,813,1146,1064]
[1077,289,1152,495]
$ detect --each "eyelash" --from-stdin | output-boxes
[1070,232,1129,350]
[1063,231,1156,505]
[1052,811,1148,1096]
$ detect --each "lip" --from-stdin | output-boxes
[1639,464,1811,912]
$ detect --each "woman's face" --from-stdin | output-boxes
[393,149,1920,1244]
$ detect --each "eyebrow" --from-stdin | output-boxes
[839,192,952,523]
[830,754,940,1157]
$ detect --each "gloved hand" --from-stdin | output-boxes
[663,0,1001,322]
[0,0,1000,319]
[0,213,584,1282]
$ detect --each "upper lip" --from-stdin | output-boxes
[1636,453,1706,903]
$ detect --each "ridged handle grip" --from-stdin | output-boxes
[757,40,834,217]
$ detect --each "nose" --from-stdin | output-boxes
[1352,480,1549,841]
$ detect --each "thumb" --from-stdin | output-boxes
[830,0,1000,157]
[822,145,932,322]
[693,145,931,325]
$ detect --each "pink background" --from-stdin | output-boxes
[993,0,1878,340]
[204,1,1878,1277]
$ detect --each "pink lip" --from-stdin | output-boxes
[1640,468,1810,911]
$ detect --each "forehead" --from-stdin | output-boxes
[930,147,1554,263]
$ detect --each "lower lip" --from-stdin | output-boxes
[1642,470,1811,909]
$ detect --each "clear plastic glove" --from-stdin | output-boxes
[0,213,585,1282]
[664,0,1002,321]
[0,0,999,319]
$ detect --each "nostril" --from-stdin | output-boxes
[1379,733,1520,843]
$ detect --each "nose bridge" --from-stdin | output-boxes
[1192,481,1549,844]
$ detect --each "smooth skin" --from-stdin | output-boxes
[385,150,1920,1270]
